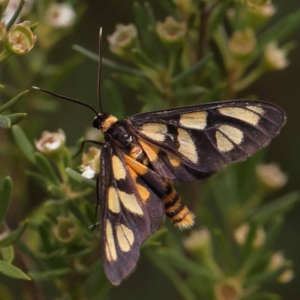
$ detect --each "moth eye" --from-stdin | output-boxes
[93,118,101,129]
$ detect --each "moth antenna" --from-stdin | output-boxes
[97,27,103,113]
[32,86,98,116]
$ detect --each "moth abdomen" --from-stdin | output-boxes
[163,181,195,230]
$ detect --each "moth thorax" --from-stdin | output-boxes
[93,113,118,132]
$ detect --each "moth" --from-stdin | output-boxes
[33,30,286,286]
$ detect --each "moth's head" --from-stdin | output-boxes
[93,113,118,133]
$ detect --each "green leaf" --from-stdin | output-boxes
[66,168,96,189]
[243,291,280,300]
[0,220,28,247]
[172,53,212,84]
[250,192,300,223]
[1,246,14,263]
[157,248,214,279]
[145,249,197,300]
[34,152,61,186]
[257,9,300,53]
[28,268,71,280]
[0,115,11,128]
[0,260,31,280]
[72,44,145,76]
[0,90,29,113]
[7,113,27,125]
[0,177,13,223]
[11,125,36,164]
[245,264,289,286]
[131,48,157,69]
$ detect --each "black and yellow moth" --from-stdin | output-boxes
[33,30,286,286]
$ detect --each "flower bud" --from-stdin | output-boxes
[229,28,256,58]
[107,24,138,58]
[172,0,195,15]
[35,129,66,156]
[264,42,289,70]
[249,3,276,19]
[268,252,285,271]
[0,22,6,42]
[52,215,79,243]
[79,146,101,179]
[45,3,76,28]
[156,16,186,46]
[278,269,295,283]
[214,278,243,300]
[234,224,266,248]
[256,163,287,190]
[6,21,36,55]
[245,0,270,9]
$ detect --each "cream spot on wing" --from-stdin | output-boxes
[246,105,265,115]
[140,123,167,142]
[219,125,244,145]
[177,128,198,163]
[105,220,117,262]
[108,187,120,213]
[216,131,234,152]
[179,111,207,130]
[116,224,134,252]
[218,107,261,125]
[118,190,143,215]
[112,155,126,180]
[167,154,181,167]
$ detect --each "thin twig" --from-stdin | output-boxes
[198,0,220,60]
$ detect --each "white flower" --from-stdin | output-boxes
[2,0,34,24]
[264,43,289,70]
[35,129,66,155]
[45,3,76,28]
[107,24,138,57]
[81,166,96,179]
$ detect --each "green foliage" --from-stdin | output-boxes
[0,0,299,299]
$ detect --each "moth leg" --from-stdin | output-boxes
[73,139,104,159]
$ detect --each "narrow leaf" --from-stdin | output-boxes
[28,268,70,280]
[34,152,61,186]
[0,90,29,113]
[7,113,27,125]
[11,125,36,164]
[0,177,13,223]
[250,192,300,223]
[72,45,144,76]
[0,220,28,247]
[0,260,31,280]
[131,48,157,69]
[66,168,96,189]
[172,53,212,84]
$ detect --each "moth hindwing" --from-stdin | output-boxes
[93,99,285,285]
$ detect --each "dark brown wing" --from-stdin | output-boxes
[128,100,286,181]
[99,142,165,285]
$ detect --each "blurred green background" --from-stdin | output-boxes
[1,0,300,299]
